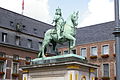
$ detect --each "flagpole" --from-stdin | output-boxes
[22,10,23,15]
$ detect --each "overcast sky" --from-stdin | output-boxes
[0,0,116,28]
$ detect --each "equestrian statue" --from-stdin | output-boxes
[38,8,79,58]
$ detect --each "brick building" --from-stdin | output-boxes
[0,7,52,80]
[59,22,116,80]
[0,7,117,80]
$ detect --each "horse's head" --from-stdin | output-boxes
[71,11,79,27]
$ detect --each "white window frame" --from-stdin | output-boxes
[11,61,19,80]
[90,46,98,56]
[80,48,87,57]
[101,44,109,55]
[11,62,19,74]
[102,63,110,77]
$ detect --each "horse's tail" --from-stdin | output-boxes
[37,49,42,58]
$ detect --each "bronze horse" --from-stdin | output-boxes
[38,12,79,58]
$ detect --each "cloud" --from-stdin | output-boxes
[0,0,51,24]
[79,0,114,27]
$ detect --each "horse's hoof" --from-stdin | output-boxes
[70,46,75,49]
[42,55,46,58]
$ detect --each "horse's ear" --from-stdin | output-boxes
[76,11,79,15]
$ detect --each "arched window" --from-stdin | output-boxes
[81,75,86,80]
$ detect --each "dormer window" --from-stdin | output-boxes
[15,36,20,46]
[22,25,26,31]
[27,39,32,48]
[33,28,37,34]
[10,21,14,27]
[2,33,7,42]
[16,23,21,31]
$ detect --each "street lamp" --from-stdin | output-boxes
[113,0,120,80]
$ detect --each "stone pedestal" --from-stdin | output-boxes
[22,54,98,80]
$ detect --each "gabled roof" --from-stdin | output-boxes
[0,7,52,38]
[76,21,116,45]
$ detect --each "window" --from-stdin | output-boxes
[94,69,98,77]
[2,33,7,42]
[64,50,68,54]
[12,62,18,74]
[0,61,5,79]
[102,45,109,54]
[33,28,37,34]
[10,21,14,27]
[103,64,109,77]
[15,36,20,46]
[58,51,61,55]
[26,57,31,62]
[12,55,19,74]
[0,52,5,58]
[28,39,32,48]
[22,25,26,31]
[0,61,4,72]
[25,57,31,65]
[91,47,97,56]
[16,23,21,31]
[13,55,19,61]
[72,49,76,54]
[81,76,86,80]
[81,48,87,57]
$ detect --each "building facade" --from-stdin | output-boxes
[59,22,116,80]
[0,7,117,80]
[0,7,52,80]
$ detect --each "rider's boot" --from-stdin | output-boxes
[57,30,61,40]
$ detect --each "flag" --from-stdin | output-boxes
[22,0,24,14]
[22,0,24,10]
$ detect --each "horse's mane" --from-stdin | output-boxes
[65,14,74,27]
